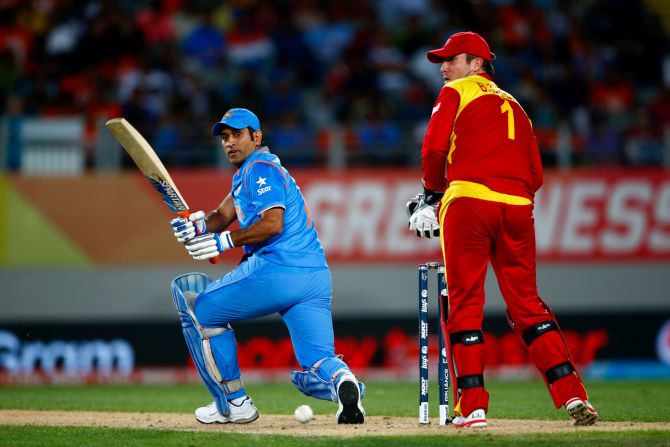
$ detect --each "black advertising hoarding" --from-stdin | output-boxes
[1,312,669,384]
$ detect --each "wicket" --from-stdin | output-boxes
[418,262,451,425]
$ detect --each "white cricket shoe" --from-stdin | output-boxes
[336,374,365,424]
[451,408,487,428]
[565,397,598,426]
[195,397,259,424]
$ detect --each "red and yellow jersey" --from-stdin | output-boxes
[421,74,543,201]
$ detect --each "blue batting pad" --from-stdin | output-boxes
[290,370,337,401]
[290,356,365,402]
[171,272,229,416]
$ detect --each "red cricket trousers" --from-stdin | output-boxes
[440,197,587,416]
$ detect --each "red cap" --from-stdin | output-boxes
[427,31,493,63]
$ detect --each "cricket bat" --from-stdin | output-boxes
[105,117,218,264]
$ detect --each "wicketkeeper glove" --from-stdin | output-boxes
[185,231,234,261]
[170,211,207,243]
[406,193,440,238]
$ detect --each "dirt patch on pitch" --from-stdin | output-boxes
[1,410,668,437]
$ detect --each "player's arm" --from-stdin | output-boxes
[407,87,459,239]
[184,207,284,261]
[528,133,544,194]
[229,207,283,246]
[185,163,287,261]
[204,193,238,233]
[228,162,287,245]
[421,86,459,203]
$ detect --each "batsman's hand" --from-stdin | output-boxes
[185,231,234,261]
[170,211,206,243]
[407,194,440,238]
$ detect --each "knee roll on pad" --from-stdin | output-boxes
[289,356,365,402]
[506,299,557,333]
[172,272,211,298]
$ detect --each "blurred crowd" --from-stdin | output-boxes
[1,0,670,169]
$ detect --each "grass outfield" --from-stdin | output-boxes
[1,380,669,446]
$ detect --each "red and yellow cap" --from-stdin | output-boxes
[427,31,494,63]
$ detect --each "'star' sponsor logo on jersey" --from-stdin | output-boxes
[465,335,479,343]
[256,176,271,195]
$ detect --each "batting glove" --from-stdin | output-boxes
[185,231,234,261]
[170,210,206,243]
[407,194,440,238]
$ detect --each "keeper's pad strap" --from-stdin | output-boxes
[545,361,575,384]
[522,320,558,346]
[457,374,484,389]
[450,330,484,346]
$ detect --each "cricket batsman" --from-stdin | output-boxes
[169,108,365,424]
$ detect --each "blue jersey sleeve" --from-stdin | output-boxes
[244,161,288,215]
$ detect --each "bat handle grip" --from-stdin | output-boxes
[178,211,220,264]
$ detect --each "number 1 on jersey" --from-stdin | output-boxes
[501,100,515,140]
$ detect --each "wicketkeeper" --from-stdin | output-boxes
[407,32,598,428]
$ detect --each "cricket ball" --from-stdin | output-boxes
[294,404,314,423]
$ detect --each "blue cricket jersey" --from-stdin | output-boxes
[230,147,327,268]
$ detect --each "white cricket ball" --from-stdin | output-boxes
[294,404,313,423]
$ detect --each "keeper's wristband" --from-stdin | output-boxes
[422,186,444,206]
